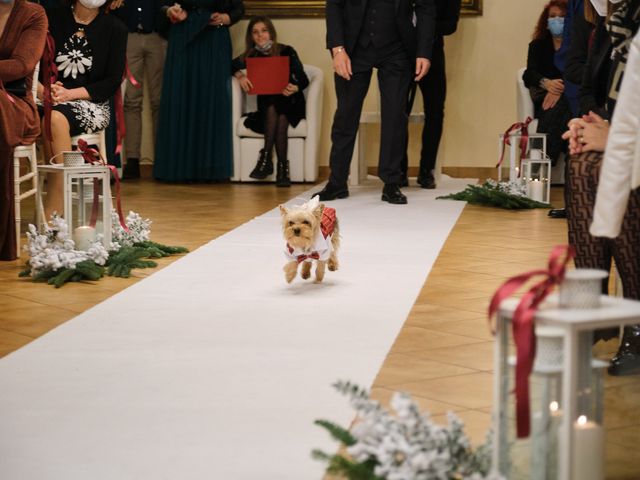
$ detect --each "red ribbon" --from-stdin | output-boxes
[488,245,575,438]
[296,252,320,264]
[42,32,59,141]
[76,139,129,232]
[112,61,142,157]
[496,117,533,175]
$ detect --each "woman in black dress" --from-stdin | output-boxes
[42,0,127,218]
[523,0,571,166]
[232,16,309,187]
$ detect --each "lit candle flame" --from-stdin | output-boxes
[550,401,559,412]
[577,415,587,426]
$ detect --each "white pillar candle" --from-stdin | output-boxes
[73,226,96,251]
[528,179,545,202]
[572,415,604,480]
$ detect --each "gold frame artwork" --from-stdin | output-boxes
[244,0,483,18]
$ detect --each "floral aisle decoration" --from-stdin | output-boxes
[313,381,504,480]
[437,180,551,210]
[19,210,188,287]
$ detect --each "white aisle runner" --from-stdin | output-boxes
[0,177,471,480]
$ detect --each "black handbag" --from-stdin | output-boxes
[4,78,28,97]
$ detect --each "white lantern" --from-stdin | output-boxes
[492,269,640,480]
[522,153,551,204]
[497,131,547,183]
[37,162,112,250]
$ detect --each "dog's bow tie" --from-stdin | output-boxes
[296,252,320,264]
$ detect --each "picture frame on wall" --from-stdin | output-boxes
[244,0,483,18]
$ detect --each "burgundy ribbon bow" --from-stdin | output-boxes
[296,252,320,264]
[488,244,575,438]
[496,117,533,175]
[77,139,129,232]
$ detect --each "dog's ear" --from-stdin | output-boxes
[279,205,288,217]
[313,203,324,221]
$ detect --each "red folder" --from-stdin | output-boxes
[246,56,290,95]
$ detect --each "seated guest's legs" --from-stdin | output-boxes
[250,105,278,180]
[274,113,290,187]
[42,110,72,220]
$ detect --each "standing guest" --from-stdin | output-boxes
[317,0,436,204]
[113,0,170,179]
[41,0,127,220]
[402,0,461,189]
[232,16,309,187]
[523,0,572,169]
[562,0,640,374]
[0,0,47,261]
[153,0,244,182]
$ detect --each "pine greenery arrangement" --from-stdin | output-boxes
[313,381,503,480]
[19,211,188,287]
[437,180,551,210]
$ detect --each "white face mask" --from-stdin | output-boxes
[590,0,608,17]
[78,0,107,9]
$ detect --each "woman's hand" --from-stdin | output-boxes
[50,82,75,105]
[542,92,561,111]
[209,12,230,26]
[544,78,564,95]
[282,83,298,97]
[562,117,586,155]
[167,4,187,23]
[236,74,253,93]
[562,112,610,155]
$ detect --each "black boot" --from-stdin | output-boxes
[249,149,273,179]
[276,159,291,187]
[122,158,140,180]
[608,325,640,376]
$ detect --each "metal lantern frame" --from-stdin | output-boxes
[37,164,112,247]
[492,294,640,479]
[522,157,551,204]
[497,132,547,183]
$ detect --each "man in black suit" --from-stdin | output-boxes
[317,0,436,204]
[403,0,460,189]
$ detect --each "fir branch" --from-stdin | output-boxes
[314,419,357,446]
[134,240,189,255]
[437,181,551,209]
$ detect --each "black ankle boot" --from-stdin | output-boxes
[249,149,273,179]
[123,158,140,180]
[608,325,640,376]
[276,159,291,187]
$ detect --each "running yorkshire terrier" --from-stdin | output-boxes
[279,196,340,283]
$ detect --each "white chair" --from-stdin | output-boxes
[231,64,323,182]
[13,63,42,256]
[517,67,565,184]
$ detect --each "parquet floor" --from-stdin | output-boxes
[1,180,638,479]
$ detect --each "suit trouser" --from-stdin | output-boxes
[328,41,412,187]
[124,32,167,160]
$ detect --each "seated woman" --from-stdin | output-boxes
[232,16,309,187]
[0,0,48,260]
[41,0,127,219]
[523,0,571,166]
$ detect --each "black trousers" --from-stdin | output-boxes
[402,36,446,178]
[328,41,412,187]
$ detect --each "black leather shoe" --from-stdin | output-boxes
[249,149,273,180]
[608,325,640,376]
[382,183,407,204]
[417,173,436,189]
[548,208,567,219]
[122,158,140,180]
[316,182,349,201]
[275,159,291,187]
[400,177,409,188]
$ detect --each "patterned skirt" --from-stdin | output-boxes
[53,100,110,136]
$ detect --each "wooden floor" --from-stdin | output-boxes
[1,180,638,479]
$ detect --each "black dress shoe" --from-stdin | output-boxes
[382,183,407,204]
[608,325,640,376]
[122,158,140,180]
[316,182,349,201]
[400,177,409,188]
[548,208,567,219]
[417,173,436,189]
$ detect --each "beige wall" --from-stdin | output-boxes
[143,0,549,170]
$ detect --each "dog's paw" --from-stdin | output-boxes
[301,270,311,279]
[328,258,339,271]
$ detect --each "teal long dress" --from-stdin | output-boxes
[154,0,244,181]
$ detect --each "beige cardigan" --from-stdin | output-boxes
[591,30,640,238]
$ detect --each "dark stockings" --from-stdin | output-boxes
[263,104,289,162]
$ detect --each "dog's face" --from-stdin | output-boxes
[280,203,324,251]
